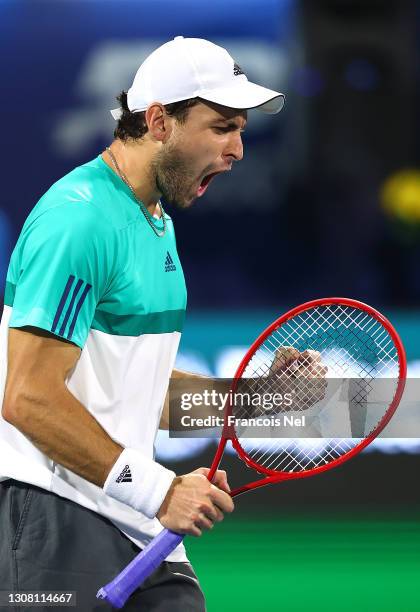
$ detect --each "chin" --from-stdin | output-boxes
[162,187,197,209]
[175,194,197,209]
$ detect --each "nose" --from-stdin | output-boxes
[224,132,244,163]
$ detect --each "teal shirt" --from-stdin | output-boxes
[4,155,187,348]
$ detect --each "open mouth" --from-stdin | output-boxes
[197,171,220,197]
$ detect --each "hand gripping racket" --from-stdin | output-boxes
[97,297,406,608]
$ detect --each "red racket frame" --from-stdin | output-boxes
[207,297,407,497]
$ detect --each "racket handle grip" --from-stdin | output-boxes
[96,528,184,608]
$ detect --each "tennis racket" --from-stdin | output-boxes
[97,297,406,608]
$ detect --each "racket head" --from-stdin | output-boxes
[210,298,406,487]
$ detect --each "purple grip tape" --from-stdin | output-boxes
[96,528,184,608]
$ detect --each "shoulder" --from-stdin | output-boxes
[23,159,117,242]
[32,156,138,231]
[16,196,117,275]
[20,200,113,252]
[48,157,111,206]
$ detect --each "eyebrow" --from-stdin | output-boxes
[214,119,247,130]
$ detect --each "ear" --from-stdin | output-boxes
[145,103,174,143]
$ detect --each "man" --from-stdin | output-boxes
[0,37,285,610]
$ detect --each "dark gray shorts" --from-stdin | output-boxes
[0,480,206,612]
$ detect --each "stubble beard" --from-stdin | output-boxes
[152,143,198,209]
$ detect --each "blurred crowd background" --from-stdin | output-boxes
[1,0,420,308]
[1,2,419,610]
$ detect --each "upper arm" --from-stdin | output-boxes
[6,203,116,349]
[2,203,115,422]
[2,327,81,422]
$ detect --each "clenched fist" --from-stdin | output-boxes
[268,346,328,411]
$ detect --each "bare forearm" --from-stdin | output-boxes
[5,387,122,487]
[161,368,227,430]
[160,369,207,429]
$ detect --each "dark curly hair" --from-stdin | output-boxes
[113,91,200,141]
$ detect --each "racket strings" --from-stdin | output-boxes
[277,305,397,376]
[247,438,358,472]
[234,305,400,474]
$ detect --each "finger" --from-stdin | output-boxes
[194,513,214,531]
[188,525,202,538]
[272,347,300,370]
[292,359,328,378]
[209,485,235,513]
[199,501,220,523]
[211,470,231,493]
[307,363,328,377]
[193,467,210,477]
[289,360,313,376]
[320,364,329,376]
[300,349,322,364]
[193,467,231,495]
[213,506,224,522]
[202,505,224,523]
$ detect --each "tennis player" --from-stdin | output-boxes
[0,37,285,610]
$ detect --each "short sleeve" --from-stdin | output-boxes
[7,204,115,349]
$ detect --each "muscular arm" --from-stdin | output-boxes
[2,329,234,534]
[2,327,122,487]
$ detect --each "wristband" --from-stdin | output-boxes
[103,448,176,519]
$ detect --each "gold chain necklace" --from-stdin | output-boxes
[106,147,167,237]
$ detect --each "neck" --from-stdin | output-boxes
[102,139,162,215]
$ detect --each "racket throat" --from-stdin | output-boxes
[231,475,286,498]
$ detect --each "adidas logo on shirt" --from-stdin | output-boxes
[116,465,132,483]
[165,251,176,272]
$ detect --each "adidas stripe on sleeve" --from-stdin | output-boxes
[6,203,115,349]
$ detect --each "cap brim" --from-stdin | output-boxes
[198,81,285,114]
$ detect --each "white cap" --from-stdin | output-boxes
[110,36,285,120]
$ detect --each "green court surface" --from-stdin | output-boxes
[186,511,420,612]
